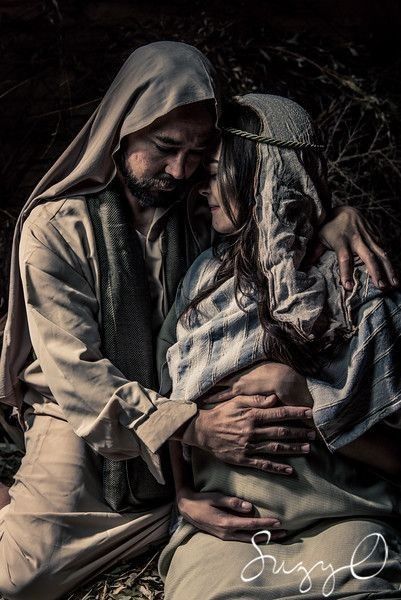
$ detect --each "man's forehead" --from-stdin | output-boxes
[150,102,215,135]
[153,120,213,143]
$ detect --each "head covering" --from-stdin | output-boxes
[236,93,335,340]
[0,41,220,407]
[23,41,219,212]
[222,126,324,150]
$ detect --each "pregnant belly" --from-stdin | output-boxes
[191,441,400,532]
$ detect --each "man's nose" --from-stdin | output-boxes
[198,182,210,197]
[165,154,187,180]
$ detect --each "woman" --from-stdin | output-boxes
[158,94,401,599]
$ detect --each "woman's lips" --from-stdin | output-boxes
[208,205,220,212]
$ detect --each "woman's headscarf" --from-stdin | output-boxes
[237,93,347,341]
[0,41,220,408]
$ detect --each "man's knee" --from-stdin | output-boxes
[0,561,58,600]
[0,528,58,600]
[0,571,49,600]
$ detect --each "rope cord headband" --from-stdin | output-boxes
[222,127,324,150]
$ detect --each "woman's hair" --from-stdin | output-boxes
[182,100,327,374]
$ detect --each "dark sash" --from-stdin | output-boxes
[87,183,193,512]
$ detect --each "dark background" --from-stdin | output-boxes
[0,2,400,596]
[1,0,401,312]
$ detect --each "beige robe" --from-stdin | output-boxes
[0,196,198,600]
[16,196,197,482]
[160,439,401,600]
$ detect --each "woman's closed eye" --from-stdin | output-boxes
[205,163,218,177]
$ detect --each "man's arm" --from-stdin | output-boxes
[309,206,398,290]
[158,297,315,476]
[20,220,196,483]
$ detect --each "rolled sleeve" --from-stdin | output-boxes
[136,398,197,454]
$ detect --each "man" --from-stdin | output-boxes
[0,41,396,599]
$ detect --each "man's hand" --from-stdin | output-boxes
[182,393,315,476]
[177,487,287,542]
[308,206,398,291]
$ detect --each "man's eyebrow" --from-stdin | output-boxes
[154,134,209,149]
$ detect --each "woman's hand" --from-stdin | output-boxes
[204,362,313,408]
[176,487,287,542]
[309,206,398,291]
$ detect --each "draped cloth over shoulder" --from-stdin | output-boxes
[86,183,193,511]
[237,94,347,342]
[0,41,220,409]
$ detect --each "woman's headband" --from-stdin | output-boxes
[222,127,324,151]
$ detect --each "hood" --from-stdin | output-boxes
[237,93,340,341]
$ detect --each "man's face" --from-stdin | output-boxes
[119,102,215,208]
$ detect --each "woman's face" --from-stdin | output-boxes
[199,143,238,234]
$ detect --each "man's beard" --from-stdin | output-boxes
[118,154,184,208]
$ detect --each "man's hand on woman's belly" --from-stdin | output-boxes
[180,391,316,476]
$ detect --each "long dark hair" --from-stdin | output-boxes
[182,100,329,374]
